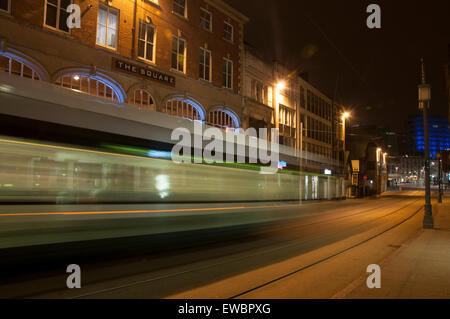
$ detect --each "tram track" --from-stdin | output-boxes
[60,197,422,299]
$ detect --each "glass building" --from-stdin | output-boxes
[408,116,450,159]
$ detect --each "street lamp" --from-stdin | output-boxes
[342,111,350,158]
[418,58,433,229]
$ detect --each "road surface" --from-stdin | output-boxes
[0,191,427,298]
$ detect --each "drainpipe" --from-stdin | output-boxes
[131,0,138,59]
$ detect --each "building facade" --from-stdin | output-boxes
[0,0,346,178]
[243,44,346,174]
[0,0,249,129]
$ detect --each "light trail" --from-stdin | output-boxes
[0,203,305,217]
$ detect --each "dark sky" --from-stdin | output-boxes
[224,0,450,132]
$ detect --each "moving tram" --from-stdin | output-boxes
[0,73,346,204]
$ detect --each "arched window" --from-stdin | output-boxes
[207,109,239,129]
[55,74,120,103]
[164,98,204,121]
[130,89,155,111]
[0,55,41,80]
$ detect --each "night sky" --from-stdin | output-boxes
[225,0,450,132]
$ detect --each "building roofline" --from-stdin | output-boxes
[205,0,249,24]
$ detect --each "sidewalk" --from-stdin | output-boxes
[346,194,450,298]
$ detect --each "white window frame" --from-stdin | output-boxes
[0,0,11,13]
[173,0,187,18]
[137,20,156,63]
[224,21,233,42]
[199,47,211,82]
[171,35,186,73]
[223,58,233,90]
[56,74,119,102]
[200,8,212,31]
[1,55,41,80]
[131,89,155,110]
[96,4,119,50]
[43,0,73,33]
[165,99,202,121]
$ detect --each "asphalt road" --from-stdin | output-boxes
[0,190,427,298]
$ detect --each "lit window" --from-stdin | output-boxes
[131,89,155,111]
[164,99,202,121]
[96,4,119,50]
[171,35,186,73]
[199,47,211,81]
[173,0,186,17]
[222,58,233,89]
[55,74,119,102]
[200,8,212,31]
[44,0,72,32]
[0,55,41,80]
[224,21,233,41]
[138,21,155,62]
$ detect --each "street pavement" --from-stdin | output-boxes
[343,194,450,298]
[0,190,447,299]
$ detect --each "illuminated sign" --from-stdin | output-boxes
[113,58,176,86]
[324,169,332,175]
[278,161,287,170]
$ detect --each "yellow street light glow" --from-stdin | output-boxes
[343,112,350,119]
[277,81,285,91]
[73,75,80,81]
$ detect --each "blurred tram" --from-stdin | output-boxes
[0,73,347,203]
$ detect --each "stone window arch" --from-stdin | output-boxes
[207,108,239,129]
[129,88,156,111]
[54,69,125,103]
[163,96,205,121]
[0,51,47,80]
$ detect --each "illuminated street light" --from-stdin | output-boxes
[276,81,285,91]
[73,75,80,81]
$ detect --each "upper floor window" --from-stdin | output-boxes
[199,47,211,81]
[173,0,186,17]
[138,21,155,63]
[0,0,10,13]
[171,35,186,73]
[200,8,212,31]
[44,0,71,32]
[96,4,118,50]
[251,79,267,104]
[224,21,233,42]
[222,58,233,89]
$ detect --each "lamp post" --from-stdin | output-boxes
[418,58,434,229]
[437,143,443,203]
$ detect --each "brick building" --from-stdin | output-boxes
[0,0,346,175]
[0,0,248,128]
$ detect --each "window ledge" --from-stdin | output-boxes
[43,24,71,36]
[170,67,186,75]
[137,57,156,66]
[143,0,162,10]
[172,11,189,22]
[223,37,234,44]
